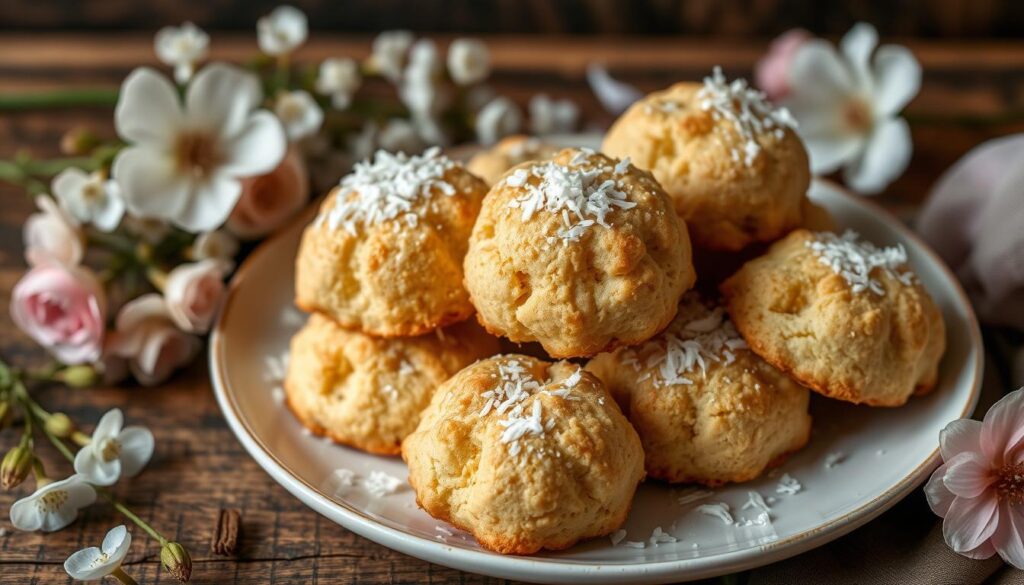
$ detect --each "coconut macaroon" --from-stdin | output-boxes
[464,148,696,358]
[587,294,811,486]
[284,313,500,455]
[466,135,562,186]
[602,67,810,252]
[721,229,946,407]
[295,147,488,337]
[402,354,644,554]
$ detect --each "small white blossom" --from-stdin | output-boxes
[51,169,124,232]
[275,90,324,141]
[378,118,422,153]
[154,21,209,84]
[529,94,579,135]
[475,97,522,145]
[446,38,489,85]
[63,525,132,581]
[587,64,642,114]
[73,409,155,486]
[783,23,920,194]
[10,475,96,532]
[400,40,445,118]
[316,58,361,109]
[257,5,308,56]
[191,229,239,267]
[369,30,414,81]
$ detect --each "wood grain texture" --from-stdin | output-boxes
[0,34,1022,585]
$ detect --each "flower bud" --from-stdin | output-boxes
[44,412,75,438]
[55,364,100,388]
[1,444,33,489]
[0,401,10,430]
[161,541,192,583]
[60,127,100,156]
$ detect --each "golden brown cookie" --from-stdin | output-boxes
[295,148,487,337]
[602,68,811,251]
[464,148,696,357]
[402,354,644,554]
[587,293,811,486]
[721,229,946,407]
[466,135,561,186]
[284,313,500,455]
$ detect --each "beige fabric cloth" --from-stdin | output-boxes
[748,353,1022,585]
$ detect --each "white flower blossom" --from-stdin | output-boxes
[51,169,124,232]
[154,22,209,84]
[368,30,414,81]
[783,23,921,194]
[73,409,155,486]
[378,118,422,153]
[191,229,239,267]
[586,64,642,115]
[529,94,580,135]
[257,5,308,56]
[10,474,96,532]
[447,38,489,85]
[64,525,132,581]
[23,195,84,267]
[111,63,286,232]
[274,90,324,141]
[476,97,522,145]
[400,40,445,118]
[316,58,361,109]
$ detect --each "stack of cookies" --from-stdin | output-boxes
[286,67,947,556]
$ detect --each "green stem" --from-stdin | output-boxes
[0,88,119,112]
[97,488,167,545]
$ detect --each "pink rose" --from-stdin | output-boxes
[226,148,309,239]
[164,259,227,334]
[108,294,200,386]
[755,29,811,101]
[24,195,84,267]
[10,263,105,365]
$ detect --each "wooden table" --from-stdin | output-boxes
[1,34,1022,585]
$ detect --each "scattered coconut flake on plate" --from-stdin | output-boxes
[649,526,678,546]
[697,502,734,525]
[263,353,288,382]
[806,230,915,295]
[824,452,846,469]
[735,511,773,528]
[364,470,404,497]
[776,473,803,495]
[677,487,715,506]
[610,529,627,546]
[741,491,772,516]
[877,449,887,456]
[622,540,646,549]
[435,526,454,541]
[271,386,285,405]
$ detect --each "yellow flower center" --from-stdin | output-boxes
[36,489,69,513]
[996,463,1024,505]
[842,98,873,134]
[175,131,222,178]
[82,181,104,201]
[100,438,121,462]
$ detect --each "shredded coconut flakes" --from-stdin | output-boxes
[697,66,797,166]
[776,473,803,495]
[610,529,627,546]
[806,230,915,295]
[741,491,772,515]
[824,451,846,469]
[649,526,678,546]
[503,149,637,244]
[697,502,734,525]
[363,471,404,497]
[317,147,456,234]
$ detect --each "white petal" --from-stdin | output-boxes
[111,146,190,220]
[943,494,999,554]
[117,427,155,477]
[102,525,132,563]
[65,476,99,509]
[92,189,126,232]
[925,463,955,517]
[74,450,122,486]
[788,40,856,102]
[94,409,124,441]
[996,502,1024,569]
[64,546,110,580]
[942,452,995,499]
[940,418,984,462]
[871,45,921,117]
[801,132,864,175]
[174,174,243,232]
[840,22,879,90]
[219,110,287,177]
[843,116,911,194]
[586,64,643,115]
[51,168,91,221]
[186,63,263,138]
[981,389,1024,462]
[10,496,43,531]
[115,67,183,145]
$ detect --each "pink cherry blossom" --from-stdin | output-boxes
[226,148,309,239]
[24,195,84,267]
[10,262,105,365]
[926,388,1024,569]
[754,29,810,101]
[107,294,200,386]
[163,259,227,334]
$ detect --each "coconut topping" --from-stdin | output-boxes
[697,502,734,525]
[627,299,748,386]
[318,146,456,234]
[503,149,637,244]
[806,230,915,295]
[776,473,803,495]
[697,66,797,166]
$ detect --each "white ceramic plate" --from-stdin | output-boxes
[210,144,982,584]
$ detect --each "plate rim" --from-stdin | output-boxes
[209,177,983,584]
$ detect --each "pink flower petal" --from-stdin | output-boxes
[940,418,983,461]
[961,538,998,560]
[943,452,995,498]
[943,493,999,554]
[994,501,1024,569]
[925,463,955,517]
[982,389,1024,464]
